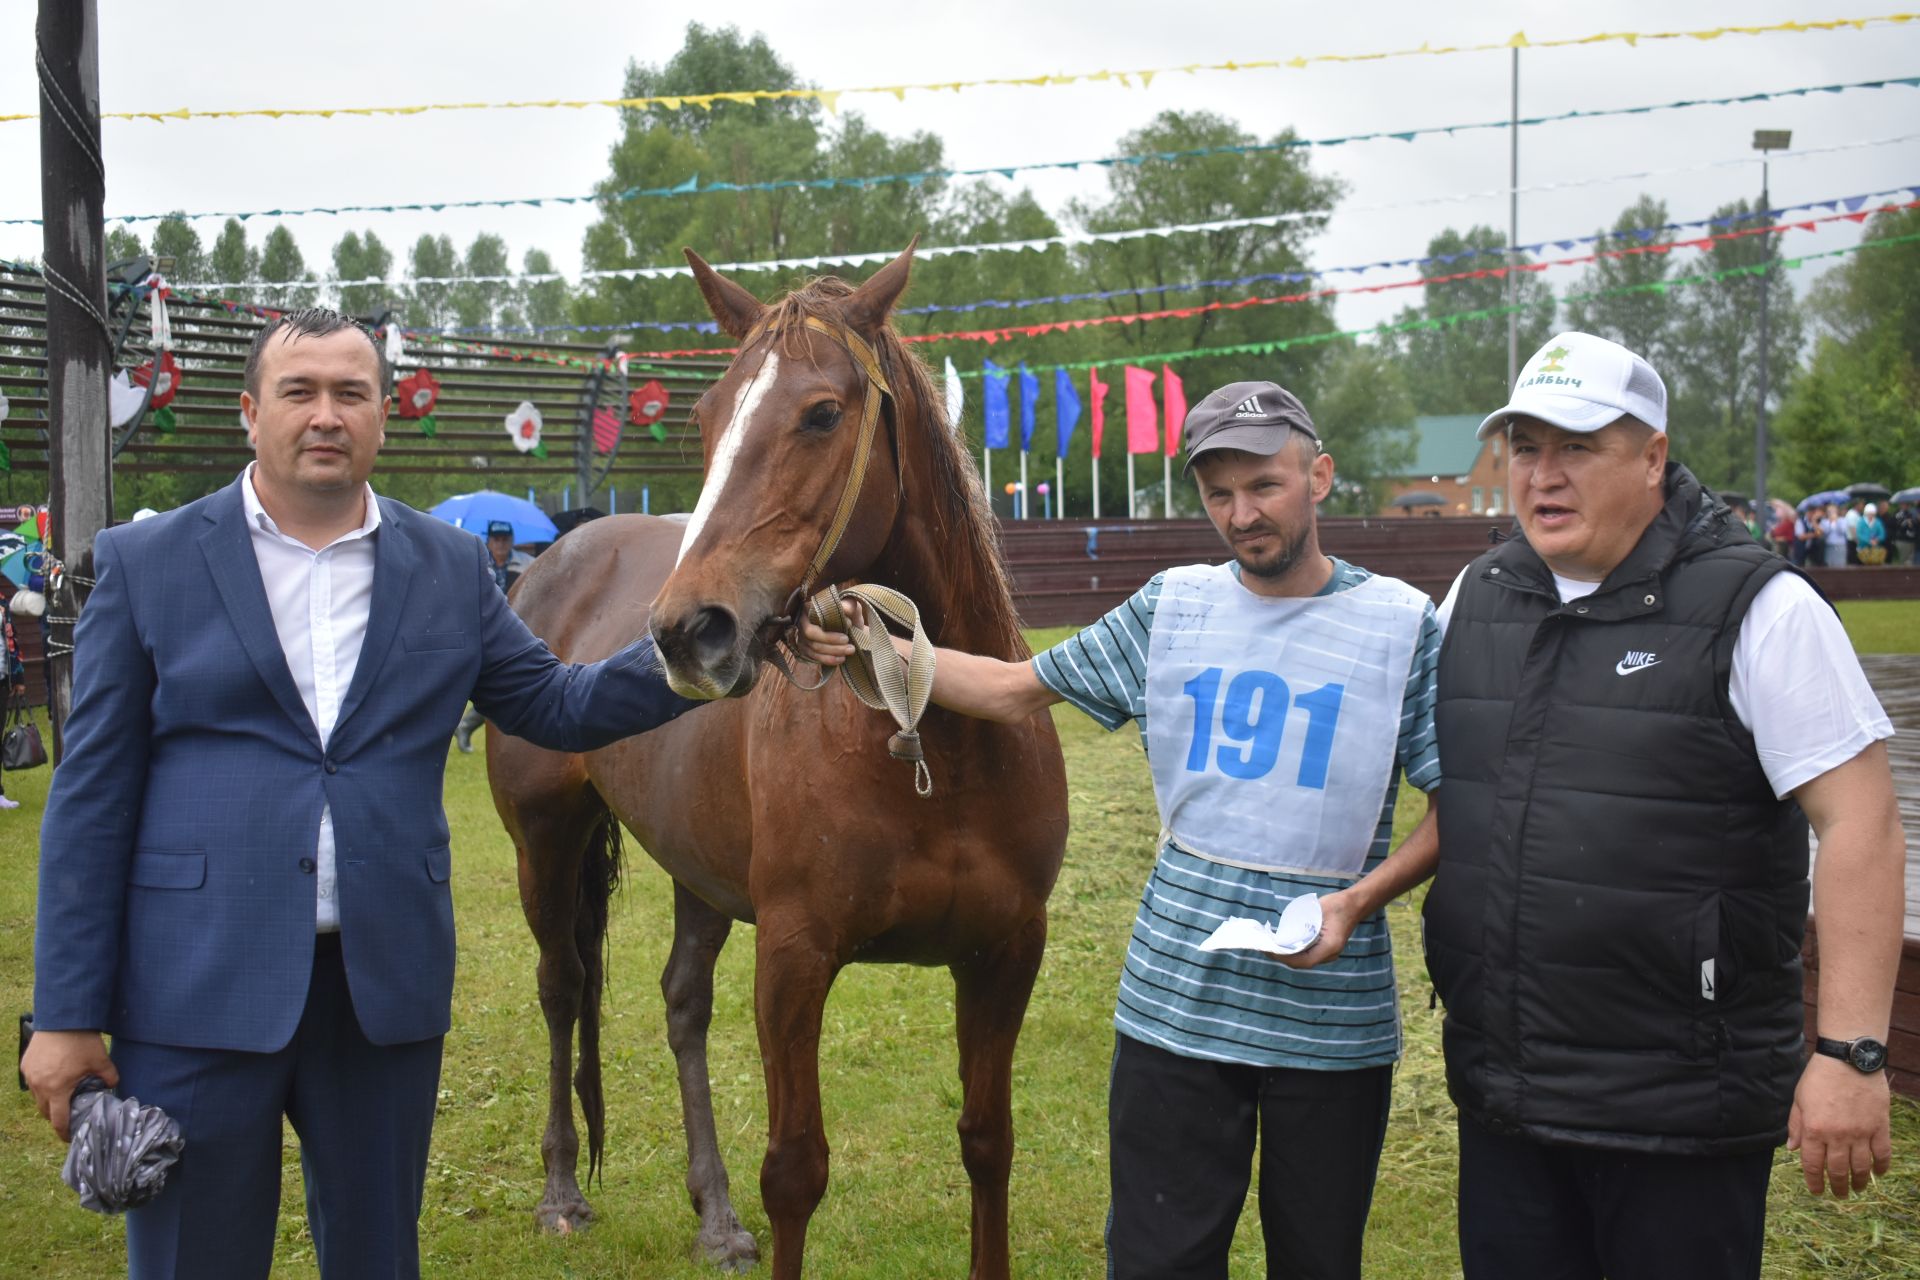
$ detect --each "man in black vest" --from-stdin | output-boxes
[1427,332,1905,1279]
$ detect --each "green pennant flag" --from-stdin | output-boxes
[154,405,176,434]
[649,421,668,443]
[418,414,437,438]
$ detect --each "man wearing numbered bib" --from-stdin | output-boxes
[1428,333,1904,1280]
[803,381,1443,1279]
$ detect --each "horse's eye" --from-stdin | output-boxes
[804,403,843,432]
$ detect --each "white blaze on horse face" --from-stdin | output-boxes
[677,351,781,567]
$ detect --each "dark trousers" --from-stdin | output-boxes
[114,934,444,1280]
[1457,1111,1773,1280]
[1106,1034,1393,1280]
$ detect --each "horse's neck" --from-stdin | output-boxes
[871,479,1023,664]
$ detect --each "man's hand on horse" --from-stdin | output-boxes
[796,606,859,667]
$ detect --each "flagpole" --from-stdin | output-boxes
[983,446,991,507]
[1019,450,1029,520]
[1055,457,1064,519]
[1127,454,1136,519]
[1162,455,1172,519]
[1093,458,1102,519]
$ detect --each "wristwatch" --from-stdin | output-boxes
[1814,1035,1889,1074]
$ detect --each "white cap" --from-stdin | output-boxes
[1478,331,1667,440]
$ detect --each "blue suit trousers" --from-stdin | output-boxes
[115,935,442,1280]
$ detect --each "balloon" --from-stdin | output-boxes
[1004,482,1018,495]
[1036,482,1051,494]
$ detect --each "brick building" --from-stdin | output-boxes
[1378,414,1510,518]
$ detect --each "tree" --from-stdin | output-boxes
[331,229,394,320]
[512,248,571,333]
[1389,226,1555,416]
[451,233,511,332]
[1565,195,1679,369]
[258,224,315,308]
[1665,199,1805,498]
[149,215,207,284]
[105,226,145,266]
[207,219,259,307]
[1773,205,1920,493]
[1311,342,1418,514]
[403,234,458,330]
[576,24,946,346]
[1042,111,1342,515]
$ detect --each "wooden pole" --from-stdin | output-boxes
[37,0,113,759]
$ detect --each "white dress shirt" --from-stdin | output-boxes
[240,464,382,932]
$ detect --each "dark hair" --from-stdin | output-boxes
[244,307,390,398]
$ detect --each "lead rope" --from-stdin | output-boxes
[803,583,936,798]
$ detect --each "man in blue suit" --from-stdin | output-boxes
[22,308,704,1278]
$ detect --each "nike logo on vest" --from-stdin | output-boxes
[1615,651,1661,676]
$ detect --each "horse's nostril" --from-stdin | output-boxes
[690,606,739,663]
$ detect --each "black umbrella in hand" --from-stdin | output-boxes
[60,1076,184,1213]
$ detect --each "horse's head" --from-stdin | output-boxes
[650,243,918,699]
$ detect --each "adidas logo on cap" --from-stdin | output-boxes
[1233,396,1265,417]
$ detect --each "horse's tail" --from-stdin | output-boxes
[574,803,622,1186]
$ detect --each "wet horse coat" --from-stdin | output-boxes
[487,245,1069,1278]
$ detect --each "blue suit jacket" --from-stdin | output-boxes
[33,480,699,1051]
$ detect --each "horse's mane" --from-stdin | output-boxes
[765,278,1028,659]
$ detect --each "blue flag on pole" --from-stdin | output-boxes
[1018,362,1040,452]
[1054,367,1081,459]
[982,358,1010,449]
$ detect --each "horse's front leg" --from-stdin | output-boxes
[753,910,841,1280]
[951,909,1048,1280]
[662,879,758,1271]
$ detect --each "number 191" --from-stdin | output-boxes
[1181,667,1345,788]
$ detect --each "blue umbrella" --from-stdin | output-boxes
[427,490,558,544]
[1798,489,1850,512]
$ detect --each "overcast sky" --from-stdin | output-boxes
[4,1,1916,337]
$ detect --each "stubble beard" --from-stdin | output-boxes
[1232,521,1311,582]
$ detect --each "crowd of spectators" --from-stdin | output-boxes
[1759,498,1920,567]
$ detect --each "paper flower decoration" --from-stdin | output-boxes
[506,401,544,455]
[628,380,669,427]
[131,352,181,410]
[0,389,10,425]
[395,368,440,419]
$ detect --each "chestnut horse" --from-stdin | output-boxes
[486,244,1069,1278]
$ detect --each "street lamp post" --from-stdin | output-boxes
[1753,129,1791,525]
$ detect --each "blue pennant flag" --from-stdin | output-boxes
[1018,362,1040,452]
[982,358,1010,450]
[1054,367,1081,459]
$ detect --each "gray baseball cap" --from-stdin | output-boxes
[1181,380,1320,473]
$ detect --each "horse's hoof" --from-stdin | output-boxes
[699,1226,759,1272]
[534,1198,595,1235]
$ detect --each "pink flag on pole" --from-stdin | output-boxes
[1161,366,1186,457]
[1088,366,1110,459]
[1123,365,1158,454]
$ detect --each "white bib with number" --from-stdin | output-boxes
[1144,563,1427,878]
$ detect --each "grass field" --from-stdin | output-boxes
[1,608,1917,1277]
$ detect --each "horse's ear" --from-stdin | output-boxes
[842,236,919,334]
[684,248,765,340]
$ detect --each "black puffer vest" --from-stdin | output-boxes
[1427,465,1811,1154]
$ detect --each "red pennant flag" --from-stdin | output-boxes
[592,407,621,454]
[1089,367,1109,459]
[1123,366,1158,455]
[1162,365,1186,458]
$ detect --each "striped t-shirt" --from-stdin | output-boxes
[1033,559,1442,1070]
